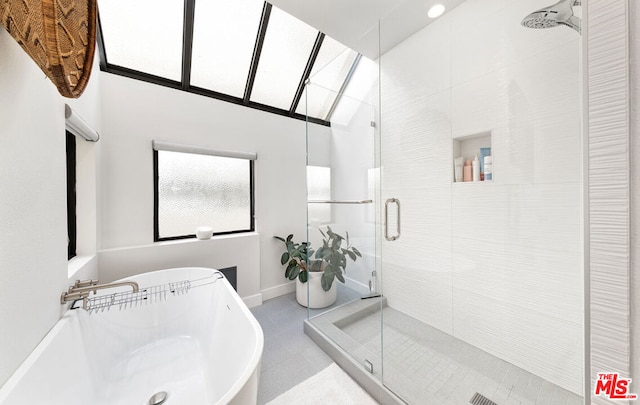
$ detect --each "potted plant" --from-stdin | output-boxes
[275,226,362,308]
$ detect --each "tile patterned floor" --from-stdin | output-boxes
[335,305,584,405]
[249,286,362,404]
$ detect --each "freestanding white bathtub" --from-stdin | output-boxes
[0,267,263,405]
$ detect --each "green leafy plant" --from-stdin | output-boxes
[274,226,362,291]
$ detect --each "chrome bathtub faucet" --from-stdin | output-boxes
[60,280,140,310]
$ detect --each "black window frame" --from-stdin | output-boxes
[95,1,362,127]
[153,149,255,242]
[66,131,77,260]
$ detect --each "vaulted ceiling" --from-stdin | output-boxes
[269,0,466,58]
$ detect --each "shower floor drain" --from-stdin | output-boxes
[470,392,498,405]
[149,391,168,405]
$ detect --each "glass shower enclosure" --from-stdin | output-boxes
[304,1,584,404]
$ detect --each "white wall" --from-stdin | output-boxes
[98,73,331,304]
[0,28,101,386]
[380,0,583,394]
[99,233,261,303]
[630,0,640,388]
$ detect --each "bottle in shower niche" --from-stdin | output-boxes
[463,159,472,182]
[472,154,480,182]
[454,157,464,182]
[484,156,493,181]
[480,147,491,180]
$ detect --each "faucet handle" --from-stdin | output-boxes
[60,290,89,305]
[74,279,98,289]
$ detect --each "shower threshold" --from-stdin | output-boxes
[304,296,405,405]
[304,296,583,405]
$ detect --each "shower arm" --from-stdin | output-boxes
[564,15,582,34]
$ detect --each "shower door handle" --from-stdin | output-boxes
[384,198,401,241]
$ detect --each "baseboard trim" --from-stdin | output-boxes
[243,293,263,308]
[261,282,295,302]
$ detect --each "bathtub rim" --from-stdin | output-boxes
[0,313,75,403]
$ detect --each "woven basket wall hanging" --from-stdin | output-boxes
[0,0,97,98]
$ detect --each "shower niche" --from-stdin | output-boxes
[452,130,492,183]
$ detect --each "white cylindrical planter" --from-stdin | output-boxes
[296,271,337,308]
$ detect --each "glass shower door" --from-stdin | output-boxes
[377,56,455,405]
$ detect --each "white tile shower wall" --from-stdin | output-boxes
[631,0,640,391]
[587,0,632,402]
[380,0,583,395]
[382,186,454,334]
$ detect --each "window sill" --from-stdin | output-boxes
[100,232,260,253]
[154,232,259,247]
[67,255,97,279]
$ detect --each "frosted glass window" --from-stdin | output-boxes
[342,56,377,105]
[250,7,318,109]
[296,45,358,119]
[331,57,377,126]
[191,0,263,96]
[99,0,183,80]
[307,166,331,224]
[156,150,252,240]
[298,84,334,120]
[310,37,354,81]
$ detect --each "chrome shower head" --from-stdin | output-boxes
[521,0,581,34]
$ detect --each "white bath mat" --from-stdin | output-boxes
[266,363,379,405]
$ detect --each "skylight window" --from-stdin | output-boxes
[99,0,183,81]
[97,0,364,125]
[295,37,358,120]
[191,0,263,97]
[248,6,318,110]
[330,57,377,126]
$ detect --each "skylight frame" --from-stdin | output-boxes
[95,0,362,127]
[326,53,363,122]
[290,33,325,115]
[181,0,196,90]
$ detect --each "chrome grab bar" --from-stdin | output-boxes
[307,200,373,204]
[384,198,401,241]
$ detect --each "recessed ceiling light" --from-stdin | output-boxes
[428,4,446,19]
